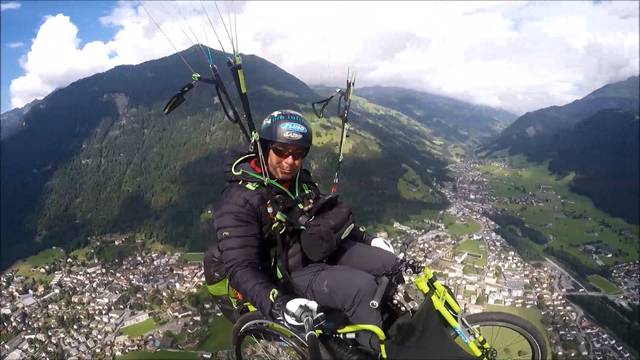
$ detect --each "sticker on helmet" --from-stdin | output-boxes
[280,122,308,133]
[262,118,272,127]
[283,131,303,140]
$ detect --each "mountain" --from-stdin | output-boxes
[483,76,640,224]
[0,98,42,140]
[548,109,639,224]
[356,86,517,147]
[1,45,451,269]
[485,76,639,160]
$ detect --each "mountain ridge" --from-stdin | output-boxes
[482,75,639,224]
[1,45,462,269]
[485,75,639,160]
[356,85,517,148]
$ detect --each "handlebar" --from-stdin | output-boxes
[303,313,322,360]
[370,276,390,309]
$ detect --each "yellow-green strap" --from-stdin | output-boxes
[337,324,387,359]
[269,288,279,303]
[206,278,229,296]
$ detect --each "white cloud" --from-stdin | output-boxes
[8,1,640,114]
[7,42,24,48]
[1,1,21,11]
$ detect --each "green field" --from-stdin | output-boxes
[455,239,487,267]
[181,252,204,263]
[69,246,92,261]
[480,156,639,269]
[118,350,199,359]
[587,275,621,295]
[485,304,551,358]
[444,214,482,236]
[198,315,233,353]
[26,247,65,266]
[120,318,158,337]
[398,164,440,203]
[147,241,179,254]
[9,247,65,283]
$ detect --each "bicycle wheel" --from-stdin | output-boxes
[233,311,309,360]
[464,312,548,360]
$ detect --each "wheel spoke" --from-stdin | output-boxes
[493,323,502,343]
[503,335,528,349]
[464,313,547,360]
[239,328,306,360]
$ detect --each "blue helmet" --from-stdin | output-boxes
[259,110,313,152]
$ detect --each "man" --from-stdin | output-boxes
[214,109,398,353]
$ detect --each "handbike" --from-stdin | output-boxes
[223,260,548,360]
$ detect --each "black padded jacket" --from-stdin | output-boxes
[214,153,372,317]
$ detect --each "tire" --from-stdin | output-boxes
[464,312,548,360]
[232,311,310,360]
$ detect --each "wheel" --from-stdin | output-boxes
[232,311,309,360]
[464,312,548,360]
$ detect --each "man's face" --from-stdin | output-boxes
[267,143,306,181]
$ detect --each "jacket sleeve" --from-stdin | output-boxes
[214,185,278,317]
[346,224,374,245]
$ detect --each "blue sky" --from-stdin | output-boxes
[1,1,118,113]
[1,1,638,115]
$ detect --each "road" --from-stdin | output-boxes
[544,257,588,291]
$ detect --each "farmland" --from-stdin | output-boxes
[479,156,639,273]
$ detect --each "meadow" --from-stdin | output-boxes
[9,247,65,283]
[444,214,482,237]
[198,315,233,353]
[479,156,638,272]
[120,318,158,337]
[587,274,621,295]
[181,252,204,263]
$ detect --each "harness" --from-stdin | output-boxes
[234,160,318,294]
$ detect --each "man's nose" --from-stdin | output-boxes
[283,155,296,164]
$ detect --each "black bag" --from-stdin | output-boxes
[386,298,476,359]
[300,194,355,262]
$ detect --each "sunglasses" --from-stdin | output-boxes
[271,145,306,160]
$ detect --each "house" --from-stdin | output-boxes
[19,294,36,307]
[3,335,23,352]
[168,304,192,319]
[4,349,23,360]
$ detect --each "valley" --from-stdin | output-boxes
[0,43,637,360]
[2,156,637,359]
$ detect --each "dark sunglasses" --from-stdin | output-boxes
[271,145,306,160]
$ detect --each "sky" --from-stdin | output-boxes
[1,1,638,115]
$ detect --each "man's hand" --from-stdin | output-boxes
[371,237,395,254]
[270,291,292,321]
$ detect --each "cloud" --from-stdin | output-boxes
[8,1,640,114]
[7,42,24,48]
[9,11,173,109]
[1,1,20,11]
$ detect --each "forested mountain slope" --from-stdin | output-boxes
[1,45,457,269]
[482,76,639,224]
[356,86,516,147]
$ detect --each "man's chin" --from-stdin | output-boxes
[277,171,295,181]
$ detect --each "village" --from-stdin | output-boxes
[1,158,638,360]
[0,239,211,360]
[411,159,636,359]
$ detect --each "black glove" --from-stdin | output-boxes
[270,292,293,321]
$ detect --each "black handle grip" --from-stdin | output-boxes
[370,276,390,309]
[303,314,321,360]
